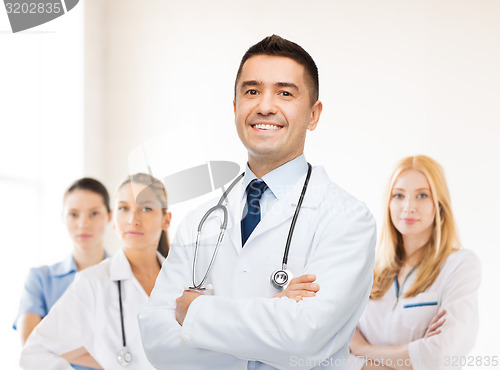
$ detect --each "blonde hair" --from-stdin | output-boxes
[371,155,460,299]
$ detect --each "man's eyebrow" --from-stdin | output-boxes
[241,80,262,88]
[275,82,299,90]
[240,80,300,91]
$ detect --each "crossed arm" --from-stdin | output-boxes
[20,274,102,370]
[17,270,102,369]
[139,208,376,369]
[175,274,321,325]
[348,251,481,370]
[349,311,446,370]
[175,278,442,370]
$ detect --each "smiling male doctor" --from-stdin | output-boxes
[139,35,376,370]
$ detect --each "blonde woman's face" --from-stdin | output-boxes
[389,170,436,241]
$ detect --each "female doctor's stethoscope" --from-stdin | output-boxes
[116,280,133,367]
[189,163,312,292]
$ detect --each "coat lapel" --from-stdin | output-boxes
[223,166,329,251]
[243,166,329,246]
[224,179,245,254]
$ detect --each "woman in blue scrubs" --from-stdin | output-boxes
[14,177,111,370]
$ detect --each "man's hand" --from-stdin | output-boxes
[175,290,202,326]
[273,274,319,302]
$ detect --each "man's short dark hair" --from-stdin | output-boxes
[234,35,319,105]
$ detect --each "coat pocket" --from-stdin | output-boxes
[399,292,439,336]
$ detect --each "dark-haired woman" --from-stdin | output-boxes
[14,178,111,370]
[20,174,171,370]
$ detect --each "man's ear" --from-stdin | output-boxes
[307,100,323,131]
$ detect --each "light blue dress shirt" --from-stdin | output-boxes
[241,153,308,221]
[15,253,107,370]
[241,154,308,370]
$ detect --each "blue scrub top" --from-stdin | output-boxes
[15,253,107,370]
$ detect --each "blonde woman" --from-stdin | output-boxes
[20,173,171,370]
[349,155,481,369]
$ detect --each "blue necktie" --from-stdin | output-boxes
[241,179,268,246]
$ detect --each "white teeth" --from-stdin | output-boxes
[254,124,281,130]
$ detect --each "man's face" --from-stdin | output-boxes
[233,55,322,170]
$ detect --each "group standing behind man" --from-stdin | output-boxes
[20,173,172,369]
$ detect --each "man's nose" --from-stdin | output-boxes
[256,92,278,116]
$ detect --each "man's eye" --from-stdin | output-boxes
[280,91,292,97]
[245,89,258,95]
[143,207,153,212]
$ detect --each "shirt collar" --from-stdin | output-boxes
[50,251,110,277]
[50,254,78,277]
[109,248,166,281]
[241,154,308,201]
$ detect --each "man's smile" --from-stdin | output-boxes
[252,123,283,130]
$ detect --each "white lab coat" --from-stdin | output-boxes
[20,249,165,370]
[139,166,377,370]
[349,249,481,370]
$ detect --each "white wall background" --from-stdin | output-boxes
[0,3,85,369]
[2,0,499,368]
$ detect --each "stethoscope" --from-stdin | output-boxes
[116,280,133,367]
[189,163,312,292]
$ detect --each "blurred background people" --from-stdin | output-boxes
[20,173,171,370]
